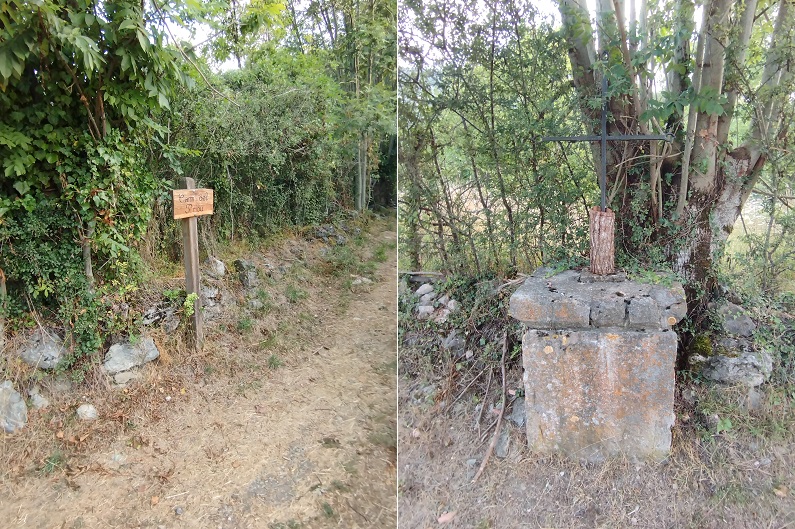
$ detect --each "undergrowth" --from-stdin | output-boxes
[399,272,524,382]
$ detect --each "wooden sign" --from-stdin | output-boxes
[173,188,214,219]
[174,178,211,351]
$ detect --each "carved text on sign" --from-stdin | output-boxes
[173,189,214,219]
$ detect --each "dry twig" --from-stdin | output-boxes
[475,367,493,436]
[471,330,507,483]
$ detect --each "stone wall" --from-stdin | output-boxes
[509,269,685,461]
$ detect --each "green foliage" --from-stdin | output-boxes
[398,0,593,275]
[267,354,283,369]
[237,316,254,333]
[170,53,348,235]
[40,450,67,475]
[0,0,395,380]
[690,334,713,357]
[285,284,307,303]
[0,0,193,363]
[163,289,185,302]
[182,293,199,318]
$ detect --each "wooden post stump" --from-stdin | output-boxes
[589,207,615,275]
[175,177,208,351]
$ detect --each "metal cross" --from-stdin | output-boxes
[544,73,672,211]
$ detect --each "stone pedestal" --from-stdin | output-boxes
[509,269,686,461]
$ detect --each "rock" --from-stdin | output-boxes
[402,331,422,348]
[680,387,697,407]
[433,308,452,323]
[509,398,526,427]
[107,452,127,471]
[415,284,434,297]
[162,316,180,335]
[239,270,259,289]
[114,371,142,386]
[590,298,626,327]
[247,299,265,310]
[437,294,450,306]
[205,256,226,279]
[705,413,720,432]
[510,271,684,332]
[416,306,434,320]
[201,285,220,307]
[204,304,223,322]
[0,381,27,433]
[234,259,260,288]
[520,329,677,461]
[18,328,65,370]
[447,299,461,313]
[495,429,510,459]
[419,292,438,305]
[233,259,256,272]
[441,330,466,356]
[746,387,765,412]
[688,354,708,365]
[103,337,160,375]
[142,304,175,326]
[30,393,49,410]
[51,377,72,395]
[702,350,773,387]
[627,296,663,329]
[716,301,756,337]
[398,277,410,297]
[350,276,373,293]
[76,403,98,421]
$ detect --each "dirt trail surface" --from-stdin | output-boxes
[1,220,397,529]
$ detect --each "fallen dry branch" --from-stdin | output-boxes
[471,330,507,484]
[475,367,493,436]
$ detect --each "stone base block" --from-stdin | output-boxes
[523,329,676,461]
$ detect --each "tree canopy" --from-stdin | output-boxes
[399,0,795,324]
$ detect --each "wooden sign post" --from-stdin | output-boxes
[173,178,214,350]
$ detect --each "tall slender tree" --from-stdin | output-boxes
[558,0,795,316]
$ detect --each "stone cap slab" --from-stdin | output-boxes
[509,268,686,331]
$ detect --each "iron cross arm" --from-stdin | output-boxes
[542,128,673,212]
[544,133,673,142]
[543,70,674,212]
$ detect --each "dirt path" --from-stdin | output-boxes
[1,225,396,529]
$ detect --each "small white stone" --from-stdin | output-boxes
[76,404,98,421]
[30,393,49,410]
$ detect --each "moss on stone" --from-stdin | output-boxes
[690,334,714,357]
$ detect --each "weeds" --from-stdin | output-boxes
[320,245,377,278]
[267,354,283,369]
[237,317,254,333]
[321,502,335,518]
[40,450,66,475]
[285,285,307,303]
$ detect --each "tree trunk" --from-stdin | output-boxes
[557,0,792,331]
[589,208,615,275]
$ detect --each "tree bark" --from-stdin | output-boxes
[589,207,615,275]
